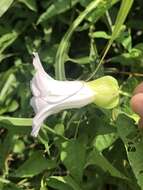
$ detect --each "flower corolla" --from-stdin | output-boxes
[30,53,119,137]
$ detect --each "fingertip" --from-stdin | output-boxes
[130,93,143,117]
[133,82,143,95]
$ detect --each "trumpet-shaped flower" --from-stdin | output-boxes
[30,52,119,137]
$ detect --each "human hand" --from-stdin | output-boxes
[131,82,143,127]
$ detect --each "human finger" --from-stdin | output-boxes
[130,93,143,117]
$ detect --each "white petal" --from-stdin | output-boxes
[32,52,53,80]
[37,79,85,103]
[32,71,86,103]
[47,80,84,96]
[31,104,58,137]
[31,83,94,137]
[32,53,88,104]
[55,83,95,110]
[30,97,47,113]
[30,80,40,97]
[32,72,51,97]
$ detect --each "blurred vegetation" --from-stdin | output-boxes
[1,0,143,189]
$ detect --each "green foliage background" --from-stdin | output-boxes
[1,0,143,189]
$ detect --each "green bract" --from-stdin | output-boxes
[86,76,119,109]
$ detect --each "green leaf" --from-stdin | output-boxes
[47,176,82,190]
[0,0,13,17]
[13,139,25,154]
[93,133,117,151]
[68,56,90,65]
[86,148,129,181]
[11,151,56,177]
[54,123,65,136]
[0,180,23,190]
[61,139,86,182]
[37,0,78,24]
[90,31,111,39]
[0,73,16,103]
[18,0,37,12]
[111,43,143,66]
[116,28,132,51]
[86,0,119,23]
[47,176,73,190]
[0,31,18,54]
[7,100,19,113]
[117,114,143,189]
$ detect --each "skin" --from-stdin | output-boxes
[130,82,143,128]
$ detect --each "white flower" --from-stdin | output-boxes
[30,52,119,137]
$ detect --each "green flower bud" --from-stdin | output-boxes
[86,76,119,109]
